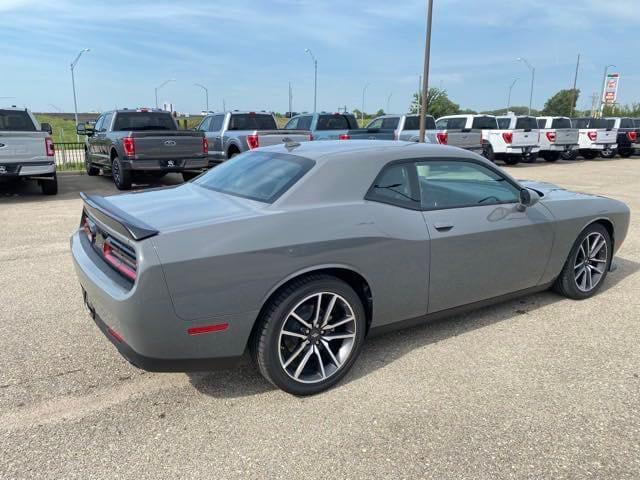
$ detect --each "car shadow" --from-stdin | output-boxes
[187,255,639,399]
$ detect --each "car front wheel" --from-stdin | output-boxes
[111,156,132,190]
[252,275,366,395]
[553,223,612,300]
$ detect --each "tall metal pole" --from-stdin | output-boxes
[599,64,616,117]
[418,0,434,143]
[305,49,318,113]
[194,84,209,112]
[70,48,90,140]
[517,57,535,115]
[507,78,518,114]
[386,92,392,114]
[155,79,175,110]
[570,54,580,118]
[361,83,370,123]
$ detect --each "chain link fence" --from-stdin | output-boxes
[54,142,85,171]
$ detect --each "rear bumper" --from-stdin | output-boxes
[505,146,540,155]
[123,158,208,172]
[0,161,55,177]
[70,231,255,371]
[542,144,577,152]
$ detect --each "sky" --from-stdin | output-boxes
[0,0,637,115]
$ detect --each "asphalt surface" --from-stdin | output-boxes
[1,160,639,479]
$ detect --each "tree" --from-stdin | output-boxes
[541,89,580,117]
[375,108,385,117]
[409,87,460,118]
[603,102,640,117]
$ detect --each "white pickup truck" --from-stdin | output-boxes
[437,114,538,165]
[535,116,579,162]
[571,118,617,159]
[0,107,57,195]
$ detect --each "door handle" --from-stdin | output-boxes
[434,222,454,231]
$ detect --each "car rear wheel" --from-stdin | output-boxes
[252,274,366,396]
[561,150,578,160]
[482,144,495,162]
[600,148,617,159]
[544,152,560,162]
[111,156,132,190]
[504,156,519,165]
[40,173,58,195]
[182,171,200,182]
[580,150,598,160]
[553,223,612,300]
[85,154,99,176]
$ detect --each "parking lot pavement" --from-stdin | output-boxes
[1,160,639,479]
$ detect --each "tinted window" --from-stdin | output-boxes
[551,118,571,129]
[316,115,351,130]
[284,117,299,129]
[634,119,640,128]
[572,118,589,128]
[620,118,634,128]
[298,116,312,130]
[472,116,498,129]
[404,115,436,130]
[194,151,314,203]
[228,114,277,130]
[497,118,511,129]
[210,115,224,131]
[537,118,547,129]
[0,110,36,131]
[589,119,609,128]
[93,115,104,132]
[516,117,538,130]
[417,160,519,210]
[604,119,616,129]
[366,118,383,129]
[436,117,467,129]
[101,113,114,131]
[113,112,176,131]
[365,163,419,209]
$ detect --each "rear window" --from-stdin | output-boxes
[316,115,355,130]
[113,112,176,131]
[472,116,498,129]
[436,117,467,130]
[193,151,314,203]
[0,110,36,131]
[634,119,640,128]
[228,114,277,131]
[515,117,538,130]
[537,118,547,129]
[620,118,634,129]
[551,118,571,129]
[404,115,436,130]
[572,118,589,128]
[497,118,511,129]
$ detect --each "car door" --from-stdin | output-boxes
[94,112,113,167]
[87,115,103,163]
[416,158,554,313]
[208,115,225,159]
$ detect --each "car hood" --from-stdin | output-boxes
[520,180,600,201]
[104,183,264,232]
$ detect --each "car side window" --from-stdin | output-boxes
[284,117,299,129]
[198,117,211,131]
[101,113,113,132]
[298,116,312,130]
[416,160,520,210]
[367,118,383,129]
[365,162,420,209]
[210,115,224,131]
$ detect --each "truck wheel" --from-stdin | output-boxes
[600,148,617,159]
[482,144,495,162]
[580,150,598,160]
[182,171,200,182]
[544,152,560,162]
[561,150,578,161]
[504,156,519,166]
[41,173,58,196]
[111,156,132,190]
[85,153,99,176]
[618,149,633,158]
[521,152,538,163]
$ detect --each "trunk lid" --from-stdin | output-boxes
[0,131,48,164]
[595,129,616,144]
[130,131,204,160]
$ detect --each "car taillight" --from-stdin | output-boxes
[546,132,556,142]
[247,134,259,149]
[82,217,93,242]
[436,132,448,145]
[122,137,136,156]
[102,240,137,281]
[45,138,55,156]
[502,132,513,144]
[393,131,398,140]
[338,134,350,140]
[587,131,597,142]
[202,136,208,153]
[627,131,637,142]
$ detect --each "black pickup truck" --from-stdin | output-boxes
[77,109,207,190]
[603,117,638,158]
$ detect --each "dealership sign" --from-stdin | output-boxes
[603,73,620,104]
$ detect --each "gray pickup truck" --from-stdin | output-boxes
[197,111,311,164]
[284,112,359,140]
[0,107,57,195]
[77,109,207,190]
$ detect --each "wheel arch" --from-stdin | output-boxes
[582,217,615,246]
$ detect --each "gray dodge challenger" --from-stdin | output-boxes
[71,141,630,395]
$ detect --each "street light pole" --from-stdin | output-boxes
[70,48,90,140]
[507,78,518,114]
[361,83,370,123]
[418,0,434,143]
[599,64,616,117]
[570,53,580,118]
[386,92,393,114]
[194,83,209,113]
[517,57,535,115]
[305,49,317,113]
[155,79,175,110]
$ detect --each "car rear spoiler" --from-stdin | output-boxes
[80,192,158,241]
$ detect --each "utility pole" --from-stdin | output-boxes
[288,81,293,115]
[418,0,434,143]
[70,48,90,140]
[361,83,370,123]
[194,83,209,113]
[507,78,518,114]
[517,57,535,115]
[155,79,175,110]
[570,53,580,118]
[305,49,318,112]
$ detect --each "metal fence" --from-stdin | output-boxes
[54,142,85,171]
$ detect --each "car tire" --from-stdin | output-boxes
[521,152,538,164]
[41,173,58,195]
[561,150,578,161]
[252,274,366,396]
[553,223,612,300]
[504,156,519,165]
[600,148,617,159]
[85,154,99,176]
[111,156,132,190]
[544,152,560,162]
[618,149,633,158]
[580,150,598,160]
[482,144,495,162]
[182,171,200,182]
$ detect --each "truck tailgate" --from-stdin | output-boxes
[131,131,204,160]
[257,130,311,146]
[553,129,579,145]
[0,131,47,164]
[596,129,617,144]
[446,130,482,150]
[511,130,539,147]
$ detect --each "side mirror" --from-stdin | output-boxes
[41,123,53,135]
[517,188,540,211]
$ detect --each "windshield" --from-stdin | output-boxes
[228,114,277,130]
[113,112,177,131]
[316,114,357,130]
[194,151,315,203]
[404,115,436,130]
[0,110,36,131]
